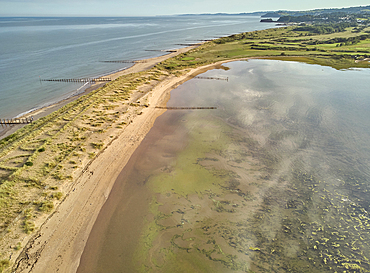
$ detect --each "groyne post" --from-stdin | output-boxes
[40,78,111,83]
[194,76,228,82]
[0,117,33,125]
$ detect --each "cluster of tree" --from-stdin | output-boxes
[306,34,370,46]
[352,25,369,33]
[278,15,316,23]
[261,5,370,18]
[293,22,357,34]
[277,12,366,24]
[213,31,265,43]
[250,45,306,51]
[213,34,245,44]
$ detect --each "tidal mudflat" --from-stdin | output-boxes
[78,60,370,273]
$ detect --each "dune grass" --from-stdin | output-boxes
[0,67,168,269]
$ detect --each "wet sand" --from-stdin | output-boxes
[77,110,189,273]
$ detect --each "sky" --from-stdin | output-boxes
[1,0,369,17]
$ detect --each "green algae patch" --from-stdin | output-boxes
[157,250,233,273]
[134,196,164,271]
[133,109,262,272]
[148,163,223,197]
[147,112,231,197]
[132,195,230,273]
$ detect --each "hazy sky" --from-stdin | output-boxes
[1,0,369,17]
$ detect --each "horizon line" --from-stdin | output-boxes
[0,4,369,18]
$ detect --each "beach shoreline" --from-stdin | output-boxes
[8,44,244,273]
[0,48,193,141]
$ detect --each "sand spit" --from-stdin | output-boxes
[4,46,241,273]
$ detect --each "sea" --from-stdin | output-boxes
[0,15,273,122]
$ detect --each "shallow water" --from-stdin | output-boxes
[78,60,370,272]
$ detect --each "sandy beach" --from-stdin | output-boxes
[6,45,238,272]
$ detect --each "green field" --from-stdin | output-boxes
[158,26,370,71]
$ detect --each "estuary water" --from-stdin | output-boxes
[0,15,271,121]
[77,60,370,272]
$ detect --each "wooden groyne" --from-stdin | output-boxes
[175,43,201,46]
[41,78,111,83]
[194,76,228,81]
[145,49,178,53]
[155,106,217,110]
[0,117,33,125]
[101,60,147,64]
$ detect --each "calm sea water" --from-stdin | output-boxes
[78,60,370,272]
[0,16,272,120]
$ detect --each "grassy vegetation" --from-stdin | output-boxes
[0,260,9,272]
[156,26,370,72]
[0,67,167,267]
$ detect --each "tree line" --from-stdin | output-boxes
[293,22,357,34]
